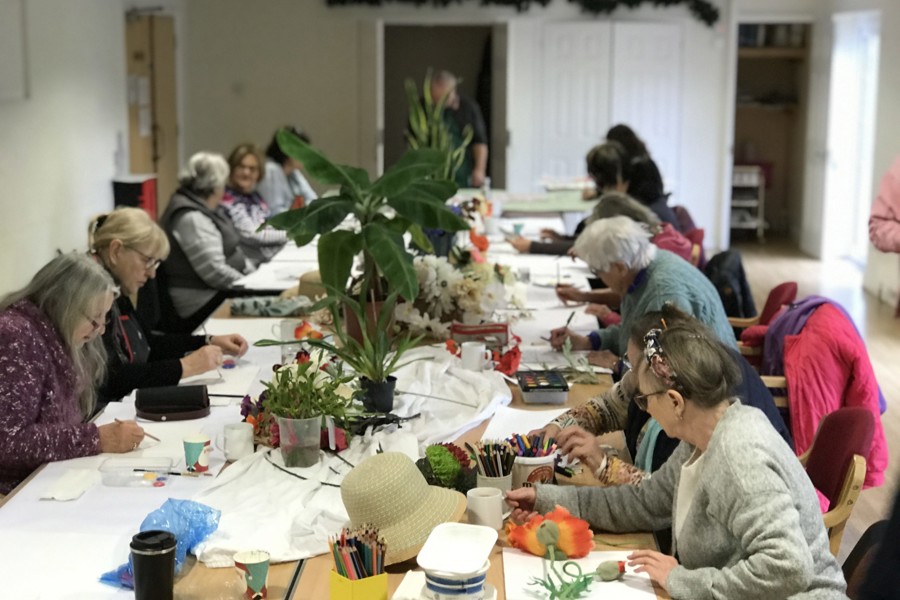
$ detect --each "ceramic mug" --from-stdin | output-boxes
[216,422,254,461]
[461,341,492,371]
[466,487,504,530]
[183,433,211,472]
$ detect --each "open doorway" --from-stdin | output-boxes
[383,25,498,186]
[821,11,880,264]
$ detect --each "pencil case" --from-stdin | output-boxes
[135,385,210,421]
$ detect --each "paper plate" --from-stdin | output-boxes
[416,523,497,576]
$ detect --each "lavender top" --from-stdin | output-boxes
[0,300,101,494]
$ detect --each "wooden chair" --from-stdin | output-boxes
[801,407,875,556]
[843,519,888,599]
[729,281,798,330]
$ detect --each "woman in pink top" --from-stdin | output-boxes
[869,157,900,316]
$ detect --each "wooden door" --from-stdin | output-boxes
[125,14,178,217]
[539,23,613,181]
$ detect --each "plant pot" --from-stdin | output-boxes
[275,415,321,468]
[343,300,394,346]
[360,376,397,413]
[422,229,454,257]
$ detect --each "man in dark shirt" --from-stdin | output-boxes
[430,70,488,188]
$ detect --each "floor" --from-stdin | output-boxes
[735,239,900,563]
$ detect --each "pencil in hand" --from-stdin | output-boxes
[114,418,160,442]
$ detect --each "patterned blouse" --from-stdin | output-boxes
[0,300,101,494]
[220,186,287,265]
[550,370,651,486]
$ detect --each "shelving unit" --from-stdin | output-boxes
[733,22,810,240]
[731,165,766,241]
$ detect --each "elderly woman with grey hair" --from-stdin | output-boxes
[159,152,254,332]
[0,254,145,494]
[549,216,733,369]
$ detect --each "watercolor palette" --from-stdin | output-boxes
[516,370,569,404]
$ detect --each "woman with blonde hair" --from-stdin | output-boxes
[89,207,248,406]
[0,253,145,494]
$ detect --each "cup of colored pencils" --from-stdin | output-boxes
[468,440,515,493]
[508,433,558,489]
[329,525,385,581]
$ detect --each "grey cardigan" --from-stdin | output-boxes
[535,403,847,599]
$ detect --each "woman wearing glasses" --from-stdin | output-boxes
[0,254,145,494]
[220,143,287,266]
[508,319,847,598]
[549,216,733,371]
[532,305,791,487]
[89,208,248,407]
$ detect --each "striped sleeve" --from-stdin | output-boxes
[171,212,245,289]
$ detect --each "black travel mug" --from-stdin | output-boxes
[131,530,177,600]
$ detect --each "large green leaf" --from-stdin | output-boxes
[369,148,446,198]
[387,192,470,231]
[407,179,458,202]
[408,223,434,253]
[362,223,418,301]
[317,230,361,293]
[276,129,363,192]
[267,196,354,240]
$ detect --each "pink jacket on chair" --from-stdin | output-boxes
[869,157,900,253]
[783,303,887,488]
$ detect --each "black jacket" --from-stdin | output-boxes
[99,280,205,404]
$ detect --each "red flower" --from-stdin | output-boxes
[445,339,460,356]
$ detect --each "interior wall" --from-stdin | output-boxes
[383,25,492,170]
[0,0,127,292]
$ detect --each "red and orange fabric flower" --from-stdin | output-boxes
[506,506,595,559]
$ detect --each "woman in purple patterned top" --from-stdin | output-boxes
[220,143,287,266]
[0,254,145,494]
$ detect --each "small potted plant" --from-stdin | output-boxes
[262,350,355,468]
[308,288,425,412]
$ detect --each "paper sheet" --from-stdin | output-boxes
[481,406,568,440]
[502,549,656,599]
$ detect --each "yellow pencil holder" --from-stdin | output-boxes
[329,571,388,600]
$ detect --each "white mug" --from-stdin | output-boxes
[271,319,302,341]
[461,341,491,371]
[466,487,504,530]
[216,422,254,461]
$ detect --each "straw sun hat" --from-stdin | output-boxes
[341,452,467,566]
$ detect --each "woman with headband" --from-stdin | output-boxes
[507,318,846,598]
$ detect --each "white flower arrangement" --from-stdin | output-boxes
[394,254,523,339]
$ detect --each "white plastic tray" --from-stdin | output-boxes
[416,522,497,576]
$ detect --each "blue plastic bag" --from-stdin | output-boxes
[100,498,220,589]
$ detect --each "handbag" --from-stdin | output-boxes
[135,385,210,421]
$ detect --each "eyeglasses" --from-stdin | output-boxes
[126,246,162,270]
[83,313,105,333]
[634,389,668,412]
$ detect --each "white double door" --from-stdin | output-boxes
[539,22,683,194]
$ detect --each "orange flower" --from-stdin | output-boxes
[506,505,595,559]
[293,320,324,340]
[445,339,459,356]
[469,230,490,252]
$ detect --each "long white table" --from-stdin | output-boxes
[0,217,611,598]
